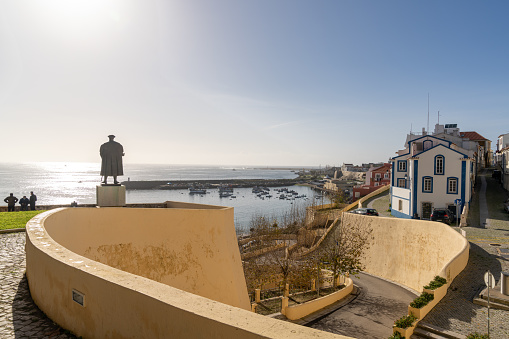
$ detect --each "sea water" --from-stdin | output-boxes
[0,162,328,231]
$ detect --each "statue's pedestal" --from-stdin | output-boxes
[96,185,126,207]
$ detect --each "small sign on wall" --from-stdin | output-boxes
[72,289,85,307]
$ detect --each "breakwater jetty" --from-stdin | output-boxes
[121,179,301,190]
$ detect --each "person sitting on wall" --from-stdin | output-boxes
[4,193,18,212]
[19,196,29,211]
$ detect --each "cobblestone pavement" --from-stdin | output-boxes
[422,242,509,338]
[0,232,77,339]
[422,170,509,339]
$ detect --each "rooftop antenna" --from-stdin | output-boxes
[438,111,440,125]
[427,93,430,133]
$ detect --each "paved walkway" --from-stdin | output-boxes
[308,273,417,339]
[0,232,76,339]
[365,190,392,217]
[362,172,509,338]
[421,170,509,339]
[479,174,490,228]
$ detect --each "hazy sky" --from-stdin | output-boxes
[1,1,508,166]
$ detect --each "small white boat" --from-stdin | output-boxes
[189,188,207,194]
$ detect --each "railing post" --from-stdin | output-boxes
[255,288,261,303]
[311,279,316,291]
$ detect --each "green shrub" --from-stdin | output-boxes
[410,292,434,308]
[394,314,416,329]
[434,276,447,284]
[424,281,441,290]
[388,331,404,339]
[423,276,447,290]
[466,333,489,339]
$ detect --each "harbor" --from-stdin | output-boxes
[121,178,303,190]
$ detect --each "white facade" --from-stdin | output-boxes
[496,133,509,191]
[497,133,509,153]
[496,133,509,167]
[404,124,488,170]
[390,135,474,220]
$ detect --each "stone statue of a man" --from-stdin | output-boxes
[100,135,124,185]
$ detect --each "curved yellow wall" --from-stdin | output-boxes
[26,205,351,339]
[25,203,468,338]
[40,207,248,307]
[341,213,469,292]
[284,277,354,320]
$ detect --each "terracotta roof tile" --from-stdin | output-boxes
[459,131,488,141]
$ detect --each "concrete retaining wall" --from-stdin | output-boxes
[284,277,354,320]
[26,203,351,339]
[24,200,468,338]
[34,206,249,309]
[342,212,469,292]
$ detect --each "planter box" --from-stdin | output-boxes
[408,301,434,319]
[393,320,418,338]
[424,283,448,301]
[284,278,354,320]
[409,284,448,319]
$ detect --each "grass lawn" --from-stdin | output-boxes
[0,210,45,230]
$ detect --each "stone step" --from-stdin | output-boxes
[475,285,509,308]
[411,328,452,339]
[410,334,428,339]
[411,322,466,339]
[473,296,509,311]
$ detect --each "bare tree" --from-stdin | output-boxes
[317,216,373,286]
[243,204,320,295]
[330,189,348,208]
[242,258,279,293]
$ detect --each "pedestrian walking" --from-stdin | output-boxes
[4,193,18,212]
[19,196,29,211]
[29,191,37,210]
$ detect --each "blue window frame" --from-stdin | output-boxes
[434,155,444,175]
[397,160,407,172]
[447,177,458,194]
[397,178,407,188]
[422,176,433,193]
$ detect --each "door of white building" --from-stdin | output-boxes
[422,202,433,220]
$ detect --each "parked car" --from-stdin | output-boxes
[350,208,379,216]
[430,208,455,225]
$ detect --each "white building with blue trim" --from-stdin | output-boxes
[390,133,475,220]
